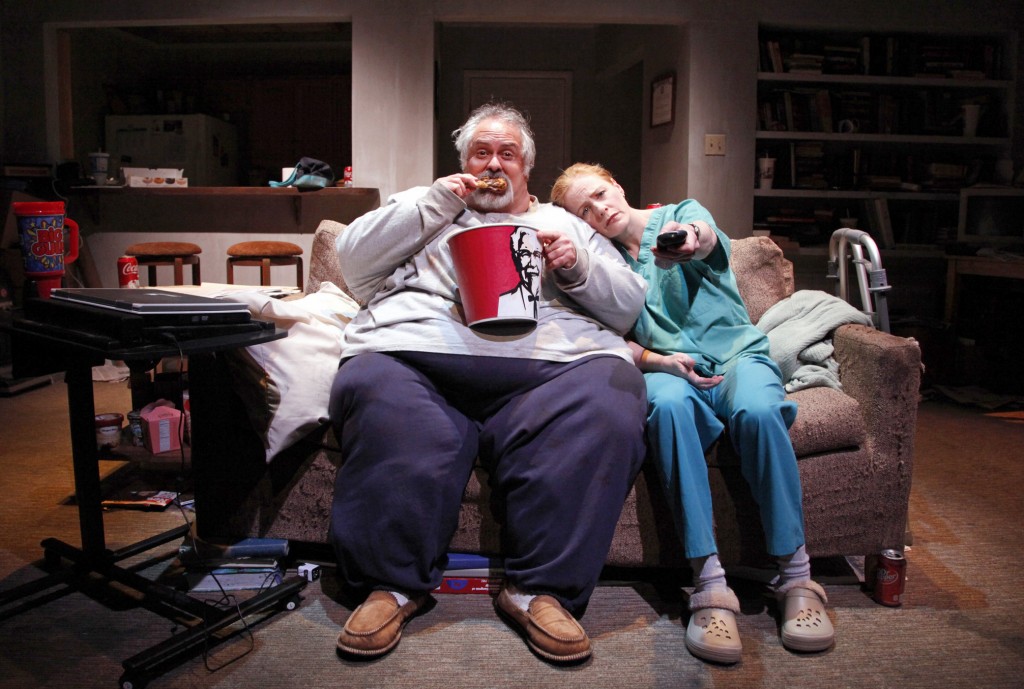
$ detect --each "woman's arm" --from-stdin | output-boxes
[630,342,724,390]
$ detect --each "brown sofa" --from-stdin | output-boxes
[193,220,922,568]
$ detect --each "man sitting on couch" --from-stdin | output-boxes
[327,101,648,664]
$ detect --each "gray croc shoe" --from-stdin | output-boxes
[685,588,743,664]
[775,579,835,653]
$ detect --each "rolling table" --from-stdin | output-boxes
[0,303,305,689]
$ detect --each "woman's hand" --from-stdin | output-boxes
[537,229,578,271]
[649,351,724,390]
[651,220,714,265]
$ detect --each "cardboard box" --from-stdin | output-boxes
[122,167,188,188]
[140,399,182,454]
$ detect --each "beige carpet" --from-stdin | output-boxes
[1,379,1022,689]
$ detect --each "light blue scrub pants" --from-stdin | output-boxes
[645,353,805,559]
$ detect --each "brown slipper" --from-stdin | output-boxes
[337,590,428,658]
[495,586,592,663]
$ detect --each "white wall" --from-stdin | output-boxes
[351,3,435,199]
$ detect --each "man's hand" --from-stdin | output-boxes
[438,173,486,199]
[537,229,578,271]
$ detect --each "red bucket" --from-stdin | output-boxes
[446,223,542,334]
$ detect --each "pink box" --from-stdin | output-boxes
[140,400,182,454]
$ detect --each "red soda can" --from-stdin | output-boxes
[868,549,906,606]
[118,255,140,288]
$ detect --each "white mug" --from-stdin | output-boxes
[758,158,776,190]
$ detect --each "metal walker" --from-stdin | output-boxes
[826,228,892,333]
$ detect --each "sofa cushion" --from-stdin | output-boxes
[222,283,359,462]
[785,386,866,456]
[709,386,865,467]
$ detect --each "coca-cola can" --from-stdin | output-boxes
[866,549,906,606]
[117,255,140,288]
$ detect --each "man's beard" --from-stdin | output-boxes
[469,175,513,212]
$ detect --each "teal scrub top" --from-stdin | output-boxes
[619,200,770,376]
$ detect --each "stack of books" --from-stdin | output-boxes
[434,553,504,595]
[178,536,290,593]
[184,558,284,593]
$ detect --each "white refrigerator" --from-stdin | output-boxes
[105,114,239,186]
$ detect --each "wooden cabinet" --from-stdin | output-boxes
[754,26,1017,254]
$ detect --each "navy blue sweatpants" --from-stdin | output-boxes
[327,351,647,615]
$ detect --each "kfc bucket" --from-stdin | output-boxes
[446,223,542,335]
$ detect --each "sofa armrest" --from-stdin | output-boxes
[834,324,921,522]
[835,324,921,439]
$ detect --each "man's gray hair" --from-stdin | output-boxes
[452,102,536,176]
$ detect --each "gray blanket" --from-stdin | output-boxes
[755,289,873,392]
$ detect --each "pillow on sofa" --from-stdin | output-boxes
[223,282,358,462]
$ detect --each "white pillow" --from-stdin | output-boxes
[223,282,358,462]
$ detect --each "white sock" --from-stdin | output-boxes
[776,544,812,586]
[507,586,536,612]
[389,590,410,607]
[690,553,728,593]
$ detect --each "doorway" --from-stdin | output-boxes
[436,23,645,204]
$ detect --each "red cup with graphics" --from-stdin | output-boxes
[446,223,542,335]
[12,201,80,299]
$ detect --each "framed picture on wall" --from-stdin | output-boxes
[650,72,675,128]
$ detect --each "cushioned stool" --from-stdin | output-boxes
[124,241,202,286]
[226,241,304,291]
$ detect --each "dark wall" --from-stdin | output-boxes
[436,24,644,204]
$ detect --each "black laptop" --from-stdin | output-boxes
[50,288,251,325]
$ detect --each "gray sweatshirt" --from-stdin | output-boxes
[336,181,647,362]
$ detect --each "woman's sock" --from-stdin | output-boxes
[690,553,728,593]
[776,544,812,586]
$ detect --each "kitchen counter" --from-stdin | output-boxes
[67,186,380,235]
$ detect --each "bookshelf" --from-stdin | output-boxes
[754,26,1017,253]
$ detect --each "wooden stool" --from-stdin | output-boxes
[226,241,304,290]
[124,241,202,286]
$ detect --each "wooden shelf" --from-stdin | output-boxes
[755,130,1010,147]
[757,71,1012,89]
[755,189,958,201]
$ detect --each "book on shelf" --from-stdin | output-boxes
[761,39,783,73]
[3,164,52,178]
[862,197,895,249]
[823,43,862,75]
